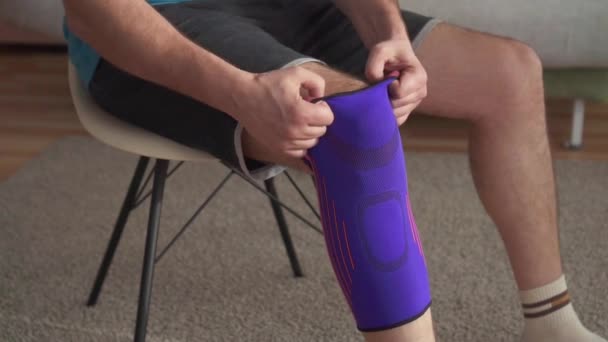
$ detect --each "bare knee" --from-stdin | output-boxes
[500,40,543,100]
[476,39,544,122]
[299,62,368,96]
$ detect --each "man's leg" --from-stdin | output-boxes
[416,23,558,291]
[413,23,604,341]
[88,1,434,338]
[242,63,436,342]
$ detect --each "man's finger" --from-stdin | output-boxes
[397,114,409,126]
[386,70,401,78]
[288,138,319,150]
[300,125,327,139]
[302,100,334,127]
[393,102,420,121]
[298,68,326,99]
[365,49,388,82]
[389,74,420,99]
[391,89,425,109]
[389,80,406,99]
[286,149,307,158]
[391,89,426,107]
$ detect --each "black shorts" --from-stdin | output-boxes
[89,0,440,179]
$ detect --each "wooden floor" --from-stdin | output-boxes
[1,47,607,181]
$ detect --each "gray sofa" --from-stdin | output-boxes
[0,1,64,44]
[2,0,606,147]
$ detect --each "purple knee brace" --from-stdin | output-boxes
[305,78,431,331]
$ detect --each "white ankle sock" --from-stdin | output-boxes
[519,275,606,342]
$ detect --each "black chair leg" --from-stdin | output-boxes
[264,178,304,277]
[134,159,169,342]
[87,156,150,306]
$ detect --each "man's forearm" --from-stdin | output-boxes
[63,0,251,118]
[333,0,408,48]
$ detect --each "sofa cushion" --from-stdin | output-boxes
[544,69,608,102]
[0,0,65,44]
[402,0,608,68]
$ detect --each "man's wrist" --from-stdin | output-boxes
[222,69,256,121]
[177,44,254,121]
[365,9,408,46]
[337,0,408,47]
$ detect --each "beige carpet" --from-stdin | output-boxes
[1,137,606,342]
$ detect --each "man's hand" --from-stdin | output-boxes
[332,0,426,124]
[235,67,334,161]
[366,39,428,126]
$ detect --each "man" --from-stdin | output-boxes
[63,0,605,341]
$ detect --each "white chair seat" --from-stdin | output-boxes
[68,63,216,162]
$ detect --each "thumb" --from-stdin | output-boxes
[365,48,387,82]
[298,68,326,99]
